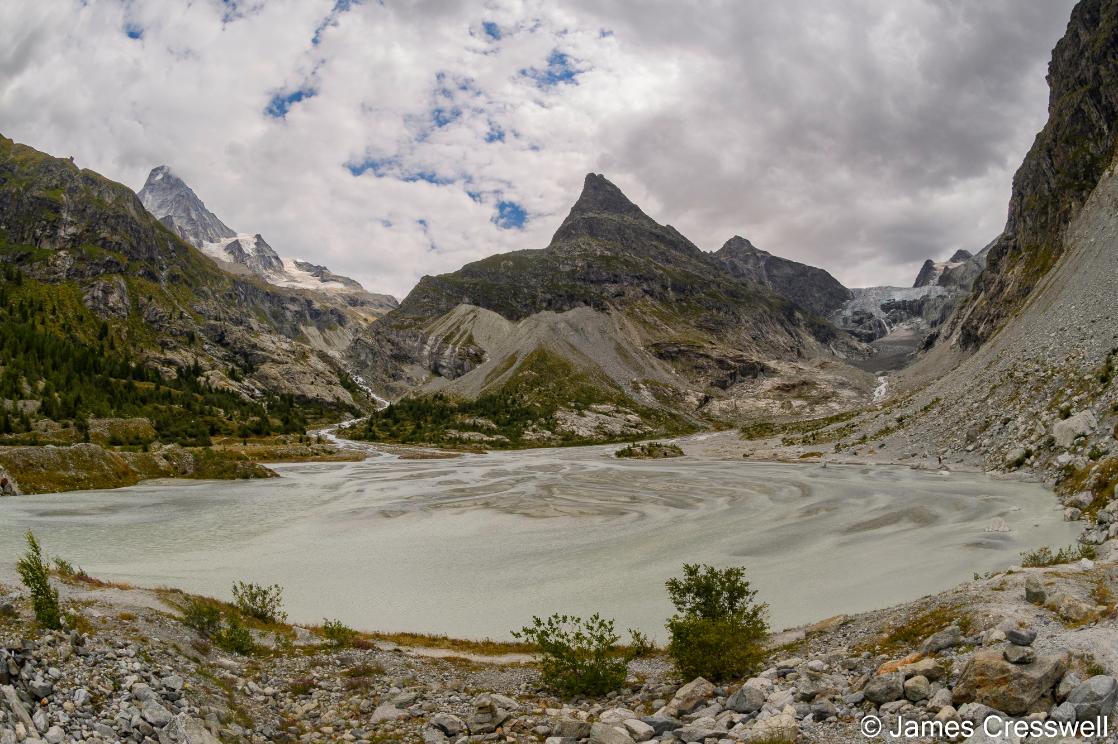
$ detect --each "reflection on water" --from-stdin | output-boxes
[0,444,1076,639]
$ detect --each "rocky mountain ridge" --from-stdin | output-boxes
[138,166,397,319]
[712,236,851,318]
[0,134,373,413]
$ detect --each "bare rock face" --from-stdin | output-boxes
[82,277,130,319]
[951,649,1068,715]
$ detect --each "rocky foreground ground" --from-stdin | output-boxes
[0,532,1116,744]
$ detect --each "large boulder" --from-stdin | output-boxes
[589,722,636,744]
[663,677,715,716]
[864,672,905,704]
[163,714,222,744]
[952,649,1068,715]
[1064,675,1118,722]
[1053,411,1097,447]
[726,683,767,713]
[746,707,799,743]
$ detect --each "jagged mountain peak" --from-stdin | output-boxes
[718,235,767,255]
[138,165,235,247]
[568,173,646,219]
[136,164,396,312]
[948,249,972,263]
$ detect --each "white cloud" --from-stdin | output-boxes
[0,0,1076,297]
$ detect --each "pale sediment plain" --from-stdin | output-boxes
[0,438,1078,640]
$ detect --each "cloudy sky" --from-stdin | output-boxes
[0,0,1076,298]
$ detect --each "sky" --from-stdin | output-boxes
[0,0,1078,299]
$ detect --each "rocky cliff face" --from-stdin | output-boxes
[945,0,1118,349]
[0,135,369,409]
[351,174,872,425]
[832,0,1118,498]
[713,236,852,317]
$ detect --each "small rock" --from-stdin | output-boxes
[1005,627,1036,646]
[1003,645,1035,664]
[920,625,963,654]
[1024,576,1046,605]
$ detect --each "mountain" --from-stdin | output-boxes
[826,0,1118,495]
[913,249,973,288]
[0,134,378,440]
[134,165,236,246]
[346,174,872,446]
[943,0,1118,350]
[713,236,852,317]
[138,166,397,318]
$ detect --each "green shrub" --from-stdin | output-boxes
[513,613,628,697]
[1020,544,1097,568]
[322,618,357,647]
[232,581,287,623]
[181,598,222,638]
[214,615,255,655]
[665,564,768,681]
[16,531,61,630]
[627,628,656,658]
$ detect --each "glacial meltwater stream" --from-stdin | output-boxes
[0,441,1078,640]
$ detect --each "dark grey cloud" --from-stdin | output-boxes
[579,0,1076,285]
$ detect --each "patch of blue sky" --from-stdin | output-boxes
[520,50,582,88]
[482,21,501,40]
[493,200,527,229]
[265,87,316,119]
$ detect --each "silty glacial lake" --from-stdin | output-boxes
[0,442,1077,639]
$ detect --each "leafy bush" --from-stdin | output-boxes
[232,581,287,623]
[16,531,61,629]
[181,598,222,638]
[214,615,255,655]
[513,613,628,697]
[665,564,768,681]
[1020,543,1097,568]
[322,618,357,647]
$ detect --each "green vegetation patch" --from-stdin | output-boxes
[615,441,684,459]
